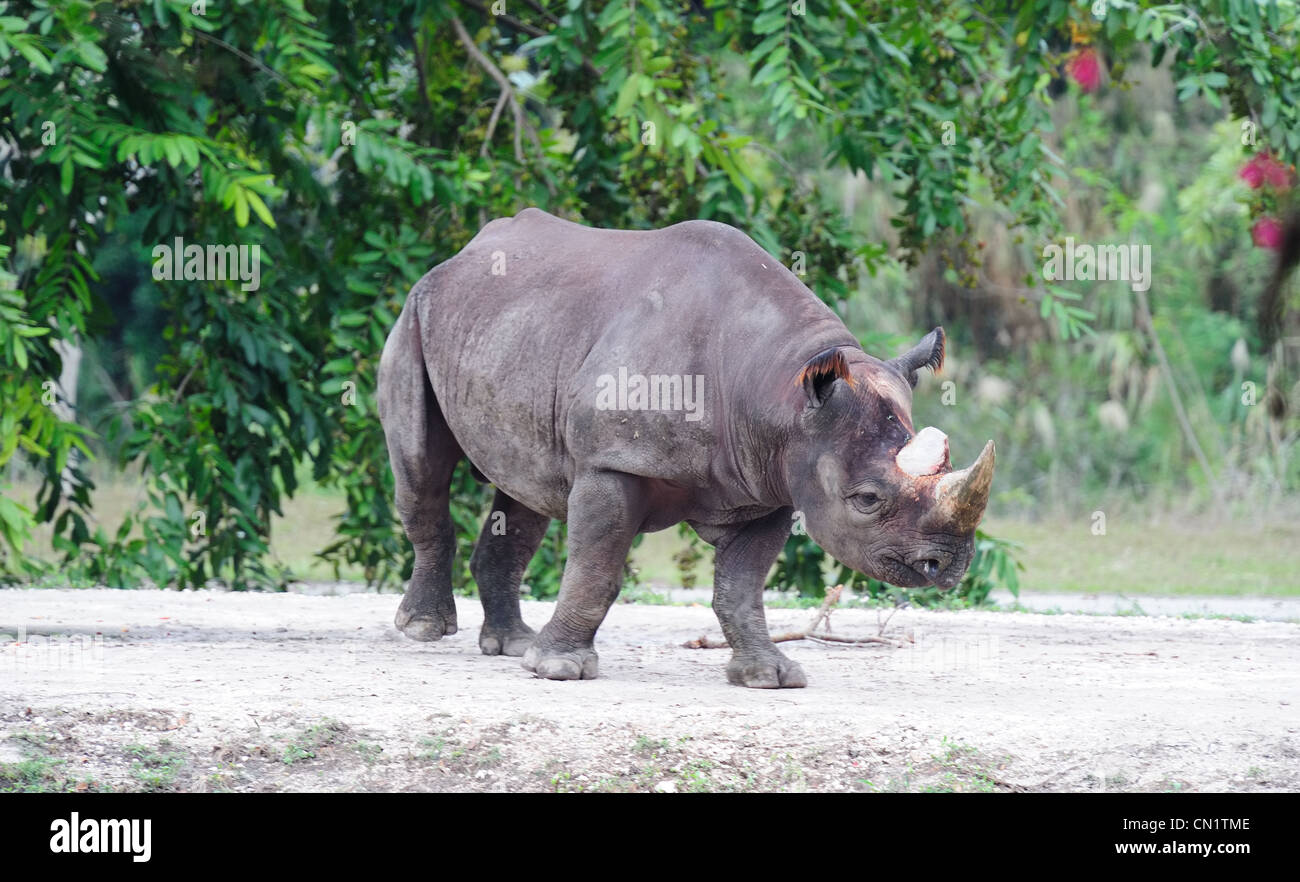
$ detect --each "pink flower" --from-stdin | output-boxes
[1263,159,1292,190]
[1252,216,1283,250]
[1066,48,1102,93]
[1239,152,1293,191]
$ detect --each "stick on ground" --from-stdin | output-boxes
[682,585,913,650]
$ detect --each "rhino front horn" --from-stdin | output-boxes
[922,440,995,533]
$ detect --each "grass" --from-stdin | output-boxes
[7,476,1298,598]
[281,719,349,765]
[548,734,757,793]
[0,732,100,793]
[637,516,1300,598]
[983,516,1300,596]
[0,754,74,792]
[125,740,187,791]
[920,737,1001,793]
[858,736,1008,793]
[415,736,446,762]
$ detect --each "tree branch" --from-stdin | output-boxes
[455,0,600,78]
[452,15,555,196]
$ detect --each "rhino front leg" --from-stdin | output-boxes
[700,509,808,688]
[472,490,550,657]
[522,472,642,681]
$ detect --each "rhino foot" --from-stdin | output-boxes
[521,644,599,680]
[480,622,536,657]
[394,606,458,642]
[726,653,807,689]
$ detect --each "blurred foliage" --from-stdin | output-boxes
[0,0,1296,604]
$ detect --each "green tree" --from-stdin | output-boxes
[0,0,1295,594]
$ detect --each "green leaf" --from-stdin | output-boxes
[613,74,642,116]
[233,188,250,227]
[12,35,52,74]
[244,190,276,229]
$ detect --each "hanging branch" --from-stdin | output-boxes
[451,15,556,196]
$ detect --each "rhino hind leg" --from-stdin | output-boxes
[472,489,550,657]
[522,472,643,681]
[696,510,808,689]
[379,318,462,643]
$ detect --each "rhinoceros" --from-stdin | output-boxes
[376,207,994,688]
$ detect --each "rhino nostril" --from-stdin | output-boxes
[912,551,953,582]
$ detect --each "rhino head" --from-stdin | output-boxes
[784,327,995,589]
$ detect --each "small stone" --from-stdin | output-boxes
[654,780,677,793]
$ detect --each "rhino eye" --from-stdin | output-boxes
[850,492,883,514]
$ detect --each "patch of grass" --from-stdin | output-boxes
[0,755,72,792]
[619,584,672,605]
[677,759,718,793]
[634,735,670,756]
[630,530,713,586]
[6,477,368,583]
[919,737,1002,793]
[0,732,100,793]
[1179,612,1259,623]
[983,516,1300,597]
[635,515,1300,601]
[773,751,808,790]
[281,719,349,765]
[415,736,445,762]
[204,766,240,792]
[11,731,51,750]
[863,738,1009,793]
[125,740,186,791]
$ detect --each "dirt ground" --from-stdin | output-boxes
[2,589,1297,793]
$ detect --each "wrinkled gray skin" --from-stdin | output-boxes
[377,208,994,688]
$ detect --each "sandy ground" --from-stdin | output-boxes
[2,589,1297,793]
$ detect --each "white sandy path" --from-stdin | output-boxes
[1,589,1297,792]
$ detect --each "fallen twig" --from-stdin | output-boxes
[682,584,913,650]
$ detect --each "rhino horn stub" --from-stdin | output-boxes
[896,426,950,477]
[922,440,995,533]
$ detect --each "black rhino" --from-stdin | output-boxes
[377,208,994,688]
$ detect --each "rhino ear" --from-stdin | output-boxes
[889,327,945,388]
[796,347,853,409]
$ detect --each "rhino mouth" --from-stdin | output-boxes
[876,556,937,589]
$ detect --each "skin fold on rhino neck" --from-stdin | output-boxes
[720,334,862,511]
